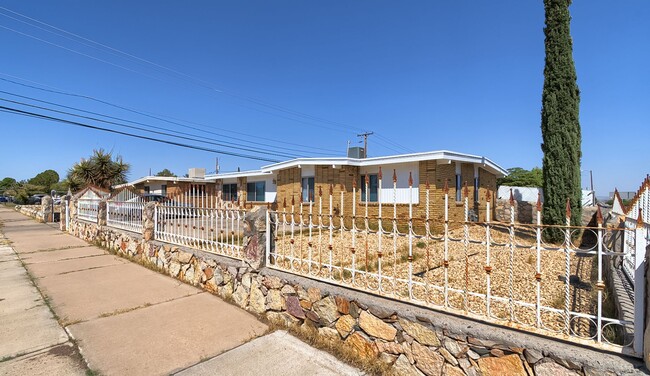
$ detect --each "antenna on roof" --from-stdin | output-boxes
[215,157,219,174]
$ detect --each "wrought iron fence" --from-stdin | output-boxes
[77,198,100,222]
[266,171,645,356]
[154,184,246,259]
[106,188,144,233]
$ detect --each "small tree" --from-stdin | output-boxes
[28,169,60,192]
[155,169,177,177]
[67,149,130,191]
[497,167,543,187]
[0,177,17,193]
[541,0,582,241]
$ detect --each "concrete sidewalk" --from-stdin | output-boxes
[0,226,86,375]
[0,208,267,375]
[0,207,363,375]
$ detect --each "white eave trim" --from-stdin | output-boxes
[204,170,272,181]
[197,150,507,182]
[257,150,507,177]
[114,175,207,189]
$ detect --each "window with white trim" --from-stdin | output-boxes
[246,181,265,202]
[361,174,379,202]
[223,183,237,202]
[301,177,314,202]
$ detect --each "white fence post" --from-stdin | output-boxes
[265,207,271,266]
[65,199,70,232]
[634,210,646,355]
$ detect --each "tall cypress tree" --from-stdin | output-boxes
[541,0,582,241]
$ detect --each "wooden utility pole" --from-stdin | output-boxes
[357,131,373,158]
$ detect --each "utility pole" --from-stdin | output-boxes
[357,131,373,158]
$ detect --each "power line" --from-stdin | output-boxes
[0,7,371,134]
[0,7,418,157]
[0,88,336,158]
[0,95,299,159]
[0,104,281,163]
[0,74,341,155]
[374,133,413,153]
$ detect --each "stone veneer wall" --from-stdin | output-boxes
[15,205,44,220]
[58,211,642,376]
[494,199,537,224]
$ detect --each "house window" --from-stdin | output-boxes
[473,177,479,203]
[223,183,237,202]
[246,181,265,202]
[144,186,150,194]
[302,177,314,202]
[455,173,462,202]
[161,185,167,197]
[360,174,378,202]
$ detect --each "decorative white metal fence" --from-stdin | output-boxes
[619,178,650,286]
[106,188,144,233]
[266,172,644,356]
[154,184,246,259]
[77,198,100,222]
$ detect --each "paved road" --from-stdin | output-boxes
[0,207,362,375]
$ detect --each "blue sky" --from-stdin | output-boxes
[0,1,647,195]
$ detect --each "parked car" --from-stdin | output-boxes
[0,196,8,203]
[28,194,46,205]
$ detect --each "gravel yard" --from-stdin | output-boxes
[273,219,615,339]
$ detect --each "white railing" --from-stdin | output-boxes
[107,200,144,233]
[77,198,100,222]
[154,185,246,260]
[105,188,144,233]
[266,173,643,356]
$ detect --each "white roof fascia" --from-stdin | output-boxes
[258,150,508,177]
[205,170,272,181]
[199,150,508,181]
[116,176,206,188]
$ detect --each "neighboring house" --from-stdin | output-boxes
[72,185,110,201]
[114,168,209,199]
[496,186,596,207]
[205,150,507,223]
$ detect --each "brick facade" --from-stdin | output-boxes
[272,161,498,232]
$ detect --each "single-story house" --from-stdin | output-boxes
[114,151,507,224]
[205,150,507,223]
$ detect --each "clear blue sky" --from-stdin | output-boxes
[0,1,647,195]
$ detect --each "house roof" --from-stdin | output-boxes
[205,150,508,180]
[113,176,206,189]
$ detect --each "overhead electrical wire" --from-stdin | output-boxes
[0,74,341,155]
[0,7,360,133]
[0,88,336,158]
[0,95,300,159]
[0,21,357,136]
[0,6,416,155]
[0,104,281,163]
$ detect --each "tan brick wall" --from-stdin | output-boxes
[270,161,498,233]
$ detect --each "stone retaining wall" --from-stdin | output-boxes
[15,205,44,221]
[62,213,642,376]
[494,199,536,224]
